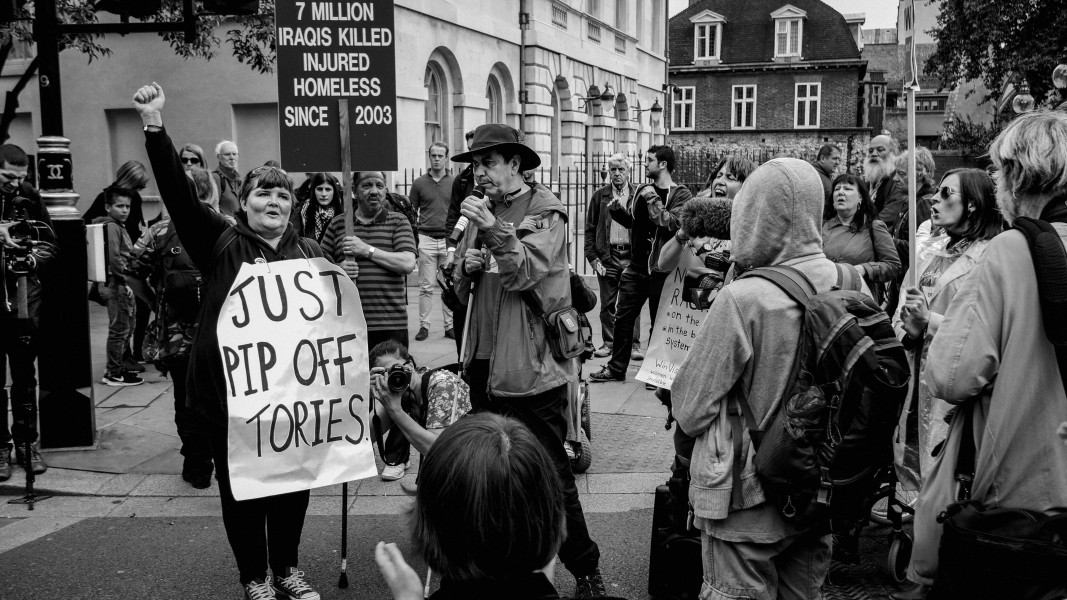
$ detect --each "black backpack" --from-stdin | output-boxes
[157,226,204,323]
[385,192,419,247]
[732,264,909,531]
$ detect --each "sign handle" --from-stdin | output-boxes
[339,98,354,238]
[907,86,917,289]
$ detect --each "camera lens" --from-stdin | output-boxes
[387,366,410,393]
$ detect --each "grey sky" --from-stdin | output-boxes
[668,0,899,30]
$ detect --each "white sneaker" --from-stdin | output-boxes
[380,462,407,481]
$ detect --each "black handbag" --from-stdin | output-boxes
[929,215,1067,600]
[521,290,585,362]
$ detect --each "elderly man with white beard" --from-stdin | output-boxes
[866,134,908,230]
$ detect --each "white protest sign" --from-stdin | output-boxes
[218,257,376,501]
[636,250,708,390]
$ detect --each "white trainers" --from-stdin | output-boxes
[244,579,276,600]
[380,462,407,481]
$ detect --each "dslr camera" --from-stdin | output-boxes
[385,363,412,393]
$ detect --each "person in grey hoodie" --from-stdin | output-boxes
[672,158,871,599]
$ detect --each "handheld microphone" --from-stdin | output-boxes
[448,186,485,245]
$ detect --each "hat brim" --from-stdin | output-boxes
[451,142,541,170]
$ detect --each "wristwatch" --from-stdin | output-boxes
[368,247,376,258]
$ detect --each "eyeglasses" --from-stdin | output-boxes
[181,157,201,165]
[937,186,961,201]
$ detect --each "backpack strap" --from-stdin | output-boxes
[728,265,814,510]
[211,227,239,263]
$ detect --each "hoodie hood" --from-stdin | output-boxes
[730,158,824,269]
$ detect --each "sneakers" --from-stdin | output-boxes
[182,470,212,489]
[593,344,612,358]
[415,327,429,341]
[244,579,276,600]
[444,328,455,339]
[15,444,46,474]
[380,462,407,481]
[645,382,658,391]
[103,372,144,386]
[588,366,624,383]
[574,569,607,598]
[631,345,644,361]
[273,568,320,600]
[0,447,11,482]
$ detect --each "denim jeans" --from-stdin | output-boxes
[699,529,831,600]
[417,234,453,331]
[104,283,134,377]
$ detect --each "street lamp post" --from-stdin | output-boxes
[32,0,197,449]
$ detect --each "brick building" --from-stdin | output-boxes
[667,0,870,162]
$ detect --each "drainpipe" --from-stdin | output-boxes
[519,0,528,131]
[662,0,670,140]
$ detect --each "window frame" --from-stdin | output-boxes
[424,64,444,144]
[774,17,803,58]
[731,84,756,130]
[672,86,695,130]
[794,82,821,129]
[694,22,722,60]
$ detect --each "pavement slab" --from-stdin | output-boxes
[41,423,178,474]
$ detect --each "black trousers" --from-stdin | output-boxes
[607,267,667,376]
[169,356,213,477]
[467,359,601,578]
[367,328,411,465]
[0,321,38,448]
[209,423,310,584]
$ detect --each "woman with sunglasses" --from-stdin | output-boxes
[822,173,901,304]
[290,172,343,245]
[179,143,208,172]
[134,82,324,600]
[888,168,1003,600]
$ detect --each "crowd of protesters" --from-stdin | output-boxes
[3,76,1064,600]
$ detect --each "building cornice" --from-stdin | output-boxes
[670,58,867,74]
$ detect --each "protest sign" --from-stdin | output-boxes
[218,257,376,501]
[275,0,398,172]
[636,250,708,390]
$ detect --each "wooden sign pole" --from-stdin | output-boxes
[339,98,354,238]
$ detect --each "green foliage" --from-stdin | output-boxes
[152,0,276,74]
[925,0,1067,108]
[939,113,1001,156]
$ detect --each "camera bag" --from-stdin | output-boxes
[648,456,702,600]
[520,290,585,361]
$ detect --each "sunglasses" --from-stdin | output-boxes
[181,156,201,165]
[937,186,961,201]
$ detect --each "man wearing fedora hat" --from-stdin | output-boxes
[451,123,606,598]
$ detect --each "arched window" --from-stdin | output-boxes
[486,75,504,124]
[425,64,445,144]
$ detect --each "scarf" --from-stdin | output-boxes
[313,205,335,242]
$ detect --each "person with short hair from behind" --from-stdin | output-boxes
[374,413,628,600]
[0,143,56,480]
[411,141,456,342]
[672,158,874,599]
[901,110,1067,597]
[584,153,641,359]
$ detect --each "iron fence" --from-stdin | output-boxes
[395,146,811,275]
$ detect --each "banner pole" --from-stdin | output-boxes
[907,87,917,289]
[339,98,354,238]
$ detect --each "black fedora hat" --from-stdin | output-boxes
[450,123,541,170]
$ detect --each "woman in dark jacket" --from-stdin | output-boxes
[134,83,323,600]
[822,173,901,304]
[289,172,342,244]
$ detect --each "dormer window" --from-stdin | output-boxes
[771,5,807,59]
[690,9,726,63]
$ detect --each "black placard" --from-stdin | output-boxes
[275,0,398,172]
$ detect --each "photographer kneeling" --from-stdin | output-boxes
[369,340,471,455]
